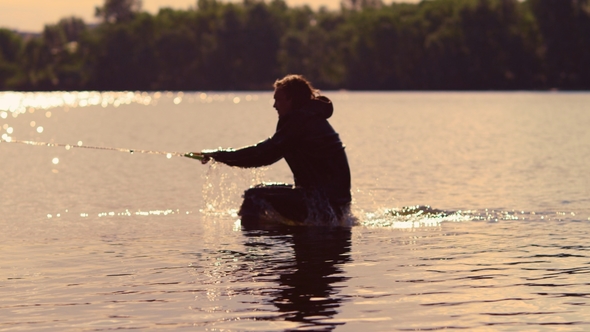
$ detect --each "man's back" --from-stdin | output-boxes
[278,97,351,205]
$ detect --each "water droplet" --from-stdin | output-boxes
[65,145,71,150]
[52,157,59,164]
[6,127,13,134]
[233,97,240,104]
[30,121,36,127]
[45,111,52,118]
[37,126,44,133]
[166,153,172,159]
[77,141,83,146]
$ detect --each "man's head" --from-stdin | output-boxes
[273,75,319,117]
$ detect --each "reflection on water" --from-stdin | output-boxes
[241,226,352,330]
[0,91,263,145]
[0,91,260,116]
[4,216,590,331]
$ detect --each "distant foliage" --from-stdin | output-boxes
[95,0,143,23]
[1,0,590,91]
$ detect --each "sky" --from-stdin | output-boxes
[0,0,421,32]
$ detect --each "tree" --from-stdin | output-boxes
[241,1,283,88]
[0,29,24,89]
[457,0,540,89]
[153,9,200,89]
[6,0,590,90]
[95,0,143,23]
[529,0,590,88]
[341,0,383,11]
[58,17,87,43]
[342,6,425,89]
[18,38,55,89]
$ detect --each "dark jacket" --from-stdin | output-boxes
[208,96,351,205]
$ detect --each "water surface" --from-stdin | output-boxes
[1,91,589,331]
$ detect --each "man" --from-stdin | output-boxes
[198,75,351,226]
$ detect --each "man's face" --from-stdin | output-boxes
[273,89,293,117]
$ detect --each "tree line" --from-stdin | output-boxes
[1,0,589,91]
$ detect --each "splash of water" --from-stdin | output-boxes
[200,162,268,218]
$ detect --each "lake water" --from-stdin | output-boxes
[1,91,590,331]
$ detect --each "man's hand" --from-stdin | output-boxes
[200,149,220,164]
[184,152,206,163]
[199,154,212,164]
[185,150,219,164]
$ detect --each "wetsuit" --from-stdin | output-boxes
[205,96,351,223]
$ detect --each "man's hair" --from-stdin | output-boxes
[273,75,319,109]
